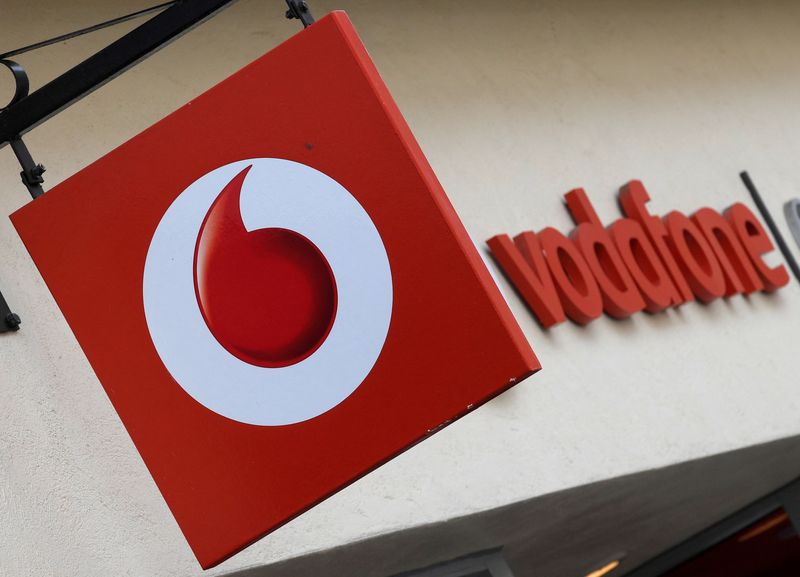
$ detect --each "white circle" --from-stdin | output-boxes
[143,159,393,426]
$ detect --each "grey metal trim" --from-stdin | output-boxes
[388,549,516,577]
[624,477,800,577]
[783,198,800,251]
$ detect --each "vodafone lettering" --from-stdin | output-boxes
[488,180,790,328]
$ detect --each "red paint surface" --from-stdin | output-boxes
[10,12,540,569]
[194,165,337,367]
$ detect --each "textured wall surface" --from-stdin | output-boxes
[1,1,799,576]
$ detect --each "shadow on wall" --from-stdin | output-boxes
[218,435,800,577]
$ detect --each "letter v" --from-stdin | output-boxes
[487,233,566,328]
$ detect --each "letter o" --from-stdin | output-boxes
[664,211,726,302]
[538,227,603,324]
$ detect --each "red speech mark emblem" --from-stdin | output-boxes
[194,165,338,368]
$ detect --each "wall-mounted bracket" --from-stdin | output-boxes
[0,59,33,328]
[0,0,245,151]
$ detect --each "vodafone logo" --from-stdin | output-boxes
[143,159,393,426]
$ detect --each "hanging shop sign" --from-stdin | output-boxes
[488,181,790,328]
[11,12,539,568]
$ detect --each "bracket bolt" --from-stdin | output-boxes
[5,313,21,330]
[286,1,309,19]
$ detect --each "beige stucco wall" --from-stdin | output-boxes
[2,1,800,576]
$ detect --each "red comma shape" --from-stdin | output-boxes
[193,166,338,368]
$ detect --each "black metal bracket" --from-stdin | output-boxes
[285,0,315,27]
[0,0,317,151]
[0,0,245,150]
[0,59,32,331]
[1,61,44,199]
[0,59,29,109]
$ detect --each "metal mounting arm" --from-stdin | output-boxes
[0,0,243,150]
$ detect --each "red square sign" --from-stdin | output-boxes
[11,12,539,568]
